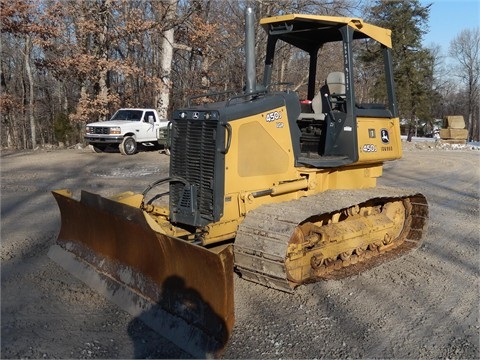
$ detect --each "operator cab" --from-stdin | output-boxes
[260,15,397,167]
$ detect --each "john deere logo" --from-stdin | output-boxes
[380,129,390,144]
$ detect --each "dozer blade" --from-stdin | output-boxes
[48,189,234,359]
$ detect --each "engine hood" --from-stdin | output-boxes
[87,120,136,127]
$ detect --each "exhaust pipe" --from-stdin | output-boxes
[245,7,256,95]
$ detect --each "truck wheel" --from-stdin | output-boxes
[119,136,137,155]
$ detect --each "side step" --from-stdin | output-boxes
[297,155,353,168]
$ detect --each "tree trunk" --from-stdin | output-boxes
[7,123,13,148]
[407,122,413,142]
[97,1,109,121]
[201,54,210,89]
[25,34,36,148]
[156,0,176,120]
[98,67,109,121]
[157,28,174,119]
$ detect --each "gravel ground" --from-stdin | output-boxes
[1,141,479,359]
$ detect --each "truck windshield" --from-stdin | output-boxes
[110,110,143,121]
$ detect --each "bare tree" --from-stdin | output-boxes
[24,34,36,147]
[0,0,59,149]
[156,0,177,119]
[449,28,480,141]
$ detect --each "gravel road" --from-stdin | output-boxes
[1,143,479,359]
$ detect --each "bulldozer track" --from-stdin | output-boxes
[234,187,428,292]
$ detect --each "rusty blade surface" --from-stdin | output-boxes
[50,190,234,358]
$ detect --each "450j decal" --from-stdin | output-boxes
[265,111,282,122]
[362,144,377,152]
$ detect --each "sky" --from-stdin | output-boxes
[421,0,480,52]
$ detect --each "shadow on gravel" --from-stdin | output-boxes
[91,143,167,154]
[127,276,228,359]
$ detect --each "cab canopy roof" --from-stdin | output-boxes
[260,14,392,51]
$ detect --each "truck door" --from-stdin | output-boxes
[140,110,160,141]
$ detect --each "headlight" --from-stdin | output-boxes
[109,127,121,134]
[85,126,92,134]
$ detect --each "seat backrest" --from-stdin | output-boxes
[311,92,323,114]
[326,72,345,95]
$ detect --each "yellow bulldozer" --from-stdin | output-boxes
[49,8,428,358]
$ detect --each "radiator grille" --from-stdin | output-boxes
[92,127,110,134]
[170,119,219,225]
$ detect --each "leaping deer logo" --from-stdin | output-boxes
[381,129,390,144]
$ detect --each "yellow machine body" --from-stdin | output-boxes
[186,108,403,246]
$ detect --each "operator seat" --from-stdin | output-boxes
[323,72,346,112]
[297,71,346,120]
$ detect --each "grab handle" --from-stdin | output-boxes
[221,123,232,154]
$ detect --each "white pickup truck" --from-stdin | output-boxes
[84,108,169,155]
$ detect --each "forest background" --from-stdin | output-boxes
[1,0,479,149]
